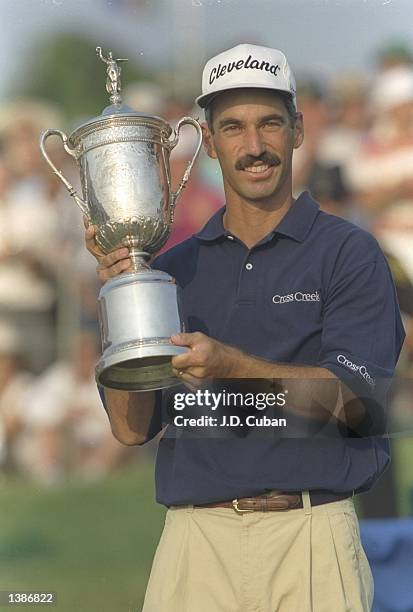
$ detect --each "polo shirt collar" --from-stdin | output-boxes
[194,207,227,241]
[275,191,320,242]
[194,191,320,244]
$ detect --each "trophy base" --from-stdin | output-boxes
[96,342,186,391]
[96,268,187,391]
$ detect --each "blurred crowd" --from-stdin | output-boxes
[0,41,412,507]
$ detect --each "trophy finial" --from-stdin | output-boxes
[96,46,128,106]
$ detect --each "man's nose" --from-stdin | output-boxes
[243,127,266,157]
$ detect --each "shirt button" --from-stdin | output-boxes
[227,235,234,240]
[245,263,253,270]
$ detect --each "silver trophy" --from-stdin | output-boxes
[40,46,203,391]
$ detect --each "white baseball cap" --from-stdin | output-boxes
[196,43,297,110]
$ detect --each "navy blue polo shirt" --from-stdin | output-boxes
[109,192,405,505]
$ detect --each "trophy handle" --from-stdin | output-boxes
[169,117,203,209]
[39,129,90,220]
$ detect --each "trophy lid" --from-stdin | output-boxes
[68,47,172,147]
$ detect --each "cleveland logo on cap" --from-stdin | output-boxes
[196,43,297,109]
[209,55,281,85]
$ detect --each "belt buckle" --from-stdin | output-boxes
[232,498,254,514]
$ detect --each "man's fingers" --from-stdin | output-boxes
[171,332,202,347]
[83,221,133,284]
[97,257,132,281]
[96,250,132,282]
[84,224,105,261]
[171,368,203,389]
[171,363,205,380]
[85,224,96,244]
[84,224,127,261]
[100,248,130,268]
[171,352,198,370]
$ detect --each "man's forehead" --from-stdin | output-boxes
[212,88,288,117]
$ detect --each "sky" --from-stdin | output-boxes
[1,0,413,101]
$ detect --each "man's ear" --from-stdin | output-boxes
[201,122,218,159]
[293,112,304,149]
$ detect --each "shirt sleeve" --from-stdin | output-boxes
[317,232,405,433]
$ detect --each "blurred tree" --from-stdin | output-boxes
[18,33,146,121]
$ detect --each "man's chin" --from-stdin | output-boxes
[237,187,279,202]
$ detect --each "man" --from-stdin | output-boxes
[86,44,405,612]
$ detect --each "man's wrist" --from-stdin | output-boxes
[221,345,257,378]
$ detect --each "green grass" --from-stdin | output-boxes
[0,457,165,612]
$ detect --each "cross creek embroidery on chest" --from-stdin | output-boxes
[272,290,321,305]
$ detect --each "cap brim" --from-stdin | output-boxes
[196,84,296,109]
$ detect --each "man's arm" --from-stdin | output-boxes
[170,332,362,429]
[100,388,161,446]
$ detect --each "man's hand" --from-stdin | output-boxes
[171,332,241,383]
[84,217,133,284]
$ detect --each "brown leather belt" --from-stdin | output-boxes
[195,490,352,513]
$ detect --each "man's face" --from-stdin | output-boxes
[203,89,303,204]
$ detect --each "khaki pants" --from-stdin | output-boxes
[142,494,374,612]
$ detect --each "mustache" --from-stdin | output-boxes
[235,152,280,171]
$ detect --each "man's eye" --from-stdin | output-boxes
[264,120,282,129]
[224,125,241,132]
